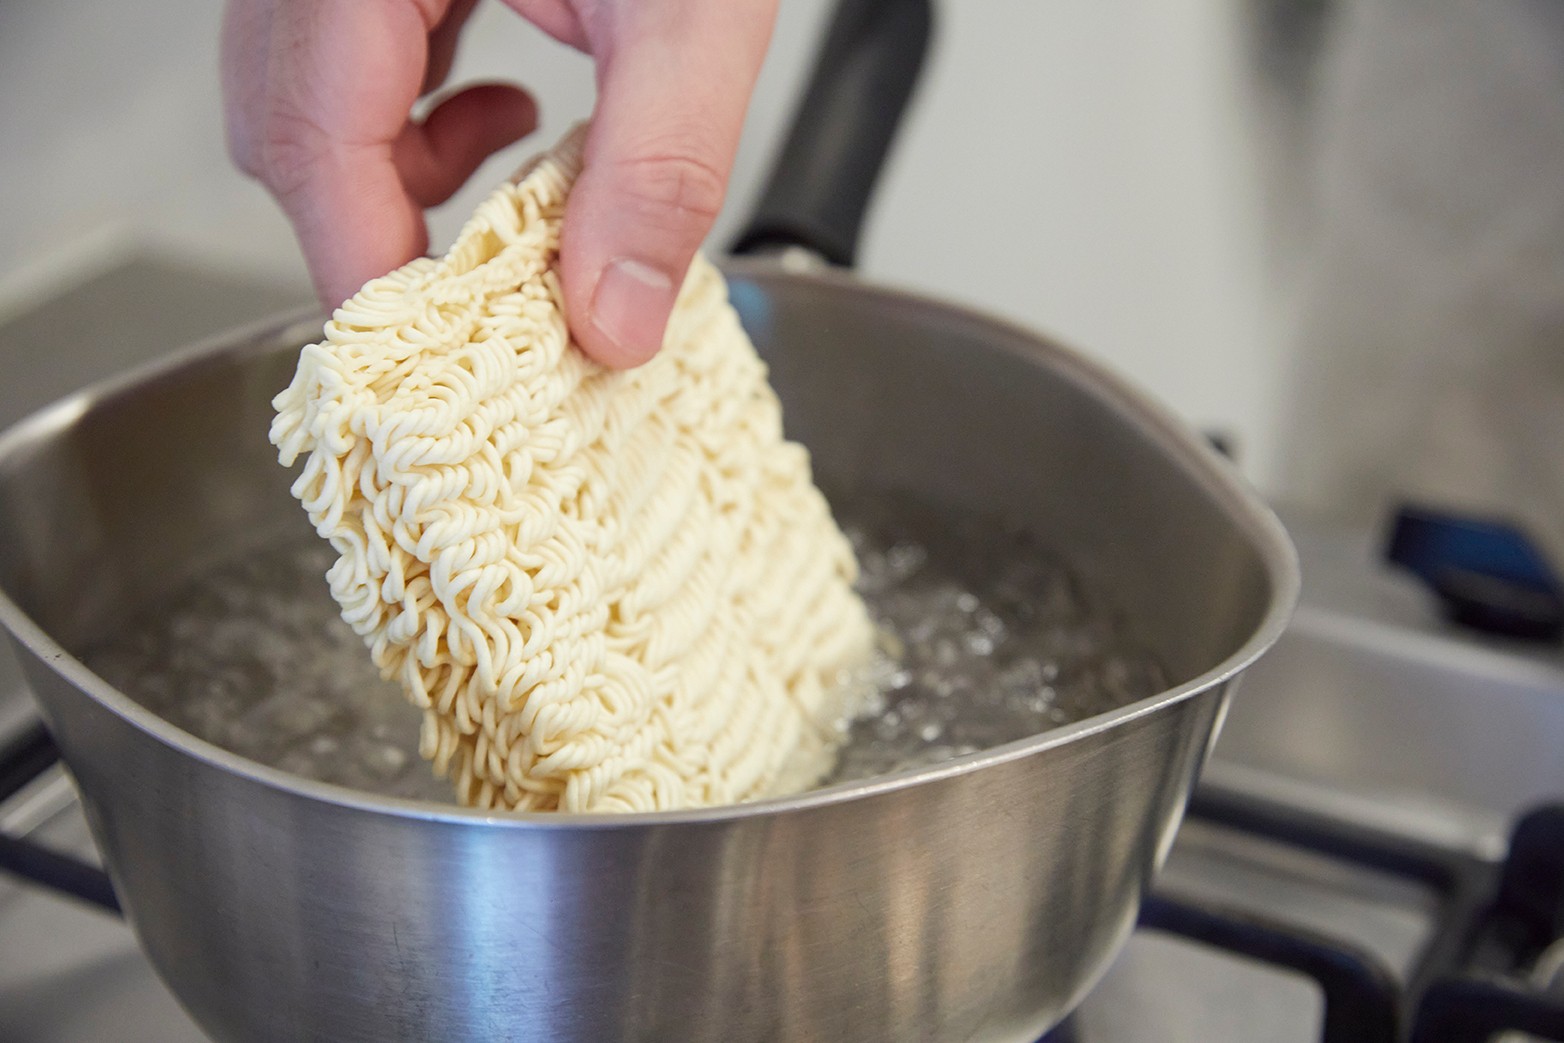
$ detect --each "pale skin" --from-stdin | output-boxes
[222,0,779,368]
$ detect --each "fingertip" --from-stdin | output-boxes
[575,256,674,368]
[573,326,661,370]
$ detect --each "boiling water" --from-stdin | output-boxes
[87,495,1165,804]
[826,499,1167,784]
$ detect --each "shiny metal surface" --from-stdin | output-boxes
[0,253,307,752]
[1207,510,1564,858]
[0,767,208,1043]
[0,266,1296,1043]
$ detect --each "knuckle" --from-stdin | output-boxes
[613,148,728,227]
[254,106,333,200]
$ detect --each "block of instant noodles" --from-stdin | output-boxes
[269,127,874,812]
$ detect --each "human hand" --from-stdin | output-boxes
[222,0,778,367]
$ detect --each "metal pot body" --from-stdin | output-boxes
[0,265,1296,1042]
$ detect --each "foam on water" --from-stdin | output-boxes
[86,494,1165,805]
[87,541,448,801]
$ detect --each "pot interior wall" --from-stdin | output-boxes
[732,270,1276,686]
[0,274,1276,690]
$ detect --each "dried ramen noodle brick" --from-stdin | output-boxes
[270,126,874,812]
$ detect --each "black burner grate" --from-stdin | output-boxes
[0,721,120,914]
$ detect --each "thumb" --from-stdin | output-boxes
[560,1,778,368]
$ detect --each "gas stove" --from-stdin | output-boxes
[4,257,1564,1042]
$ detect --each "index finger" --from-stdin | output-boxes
[258,0,441,306]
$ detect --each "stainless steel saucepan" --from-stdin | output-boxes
[0,2,1297,1039]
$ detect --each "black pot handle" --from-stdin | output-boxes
[731,0,934,267]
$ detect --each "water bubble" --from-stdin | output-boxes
[962,631,995,657]
[1020,686,1058,716]
[85,537,446,803]
[825,495,1166,786]
[884,542,927,581]
[366,744,409,777]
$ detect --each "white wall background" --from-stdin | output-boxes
[0,1,1282,484]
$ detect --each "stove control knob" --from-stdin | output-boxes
[1386,505,1564,643]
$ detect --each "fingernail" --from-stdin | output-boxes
[590,257,676,366]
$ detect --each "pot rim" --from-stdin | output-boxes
[0,261,1299,829]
